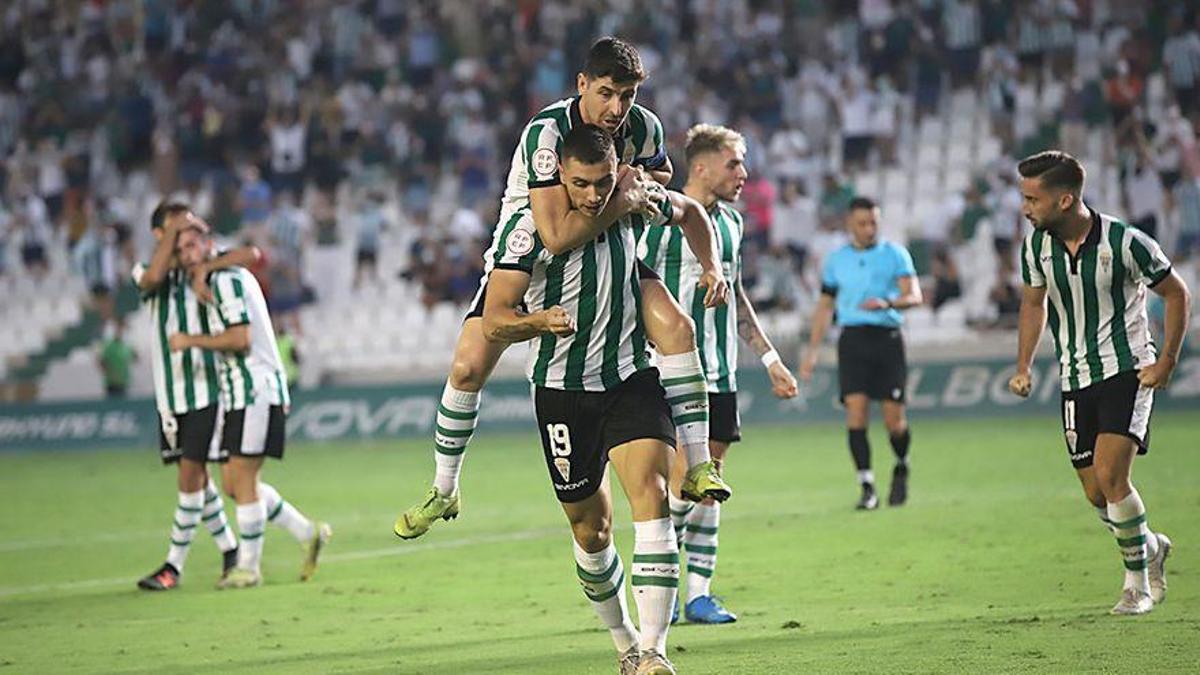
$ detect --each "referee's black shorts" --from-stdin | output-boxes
[837,325,907,403]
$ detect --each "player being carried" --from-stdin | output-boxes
[1008,151,1191,615]
[639,124,799,626]
[395,37,730,540]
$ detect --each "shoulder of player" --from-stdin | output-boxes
[628,103,662,127]
[715,201,744,224]
[525,98,573,133]
[501,209,546,258]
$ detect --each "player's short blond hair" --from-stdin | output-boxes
[685,124,746,167]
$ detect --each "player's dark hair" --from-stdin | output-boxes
[849,196,878,211]
[561,124,616,166]
[1017,150,1086,195]
[582,37,646,84]
[150,201,190,231]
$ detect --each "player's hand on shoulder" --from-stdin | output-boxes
[1137,358,1175,390]
[768,362,799,399]
[540,305,576,337]
[167,333,191,352]
[1007,370,1032,398]
[698,269,728,307]
[191,266,214,304]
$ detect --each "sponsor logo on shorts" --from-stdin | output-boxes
[555,477,590,491]
[1070,450,1093,462]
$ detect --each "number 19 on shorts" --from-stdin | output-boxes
[547,423,573,481]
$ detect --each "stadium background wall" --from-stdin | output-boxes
[2,357,1198,451]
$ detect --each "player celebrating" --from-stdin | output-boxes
[132,203,256,591]
[639,124,798,625]
[484,125,722,675]
[396,37,730,540]
[1008,151,1190,615]
[800,198,922,510]
[169,222,332,589]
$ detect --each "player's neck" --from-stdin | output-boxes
[1055,203,1092,245]
[683,182,718,211]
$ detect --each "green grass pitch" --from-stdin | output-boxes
[1,411,1197,673]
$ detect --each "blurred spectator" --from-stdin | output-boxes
[1162,14,1200,116]
[96,322,135,399]
[748,243,801,312]
[930,247,963,313]
[74,215,119,326]
[266,106,309,197]
[238,165,273,234]
[989,257,1021,329]
[354,191,388,289]
[740,172,776,248]
[838,77,874,171]
[1123,150,1166,239]
[818,173,856,231]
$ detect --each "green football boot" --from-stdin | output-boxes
[680,460,732,503]
[394,488,460,540]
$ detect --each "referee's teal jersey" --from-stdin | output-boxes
[820,240,916,328]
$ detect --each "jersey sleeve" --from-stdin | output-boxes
[629,106,668,171]
[522,119,564,190]
[820,253,838,296]
[131,262,156,300]
[494,214,545,273]
[210,272,251,327]
[1020,232,1046,288]
[892,243,917,278]
[1125,228,1172,287]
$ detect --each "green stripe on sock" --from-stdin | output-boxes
[1117,535,1146,547]
[240,531,263,540]
[436,425,474,438]
[204,492,219,504]
[576,556,620,584]
[686,524,718,535]
[633,553,679,564]
[435,443,466,456]
[670,508,693,517]
[437,404,478,421]
[202,510,223,522]
[211,524,227,537]
[661,374,705,387]
[177,505,203,513]
[1112,513,1146,529]
[631,575,678,588]
[686,544,717,556]
[582,573,623,602]
[173,521,197,531]
[1123,558,1147,571]
[267,501,284,521]
[170,538,190,547]
[674,412,708,425]
[666,392,708,405]
[687,564,714,578]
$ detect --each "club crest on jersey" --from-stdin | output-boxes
[507,229,535,256]
[1099,249,1112,273]
[554,457,571,482]
[532,148,557,180]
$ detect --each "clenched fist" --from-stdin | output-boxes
[540,305,576,337]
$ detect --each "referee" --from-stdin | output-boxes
[800,197,923,510]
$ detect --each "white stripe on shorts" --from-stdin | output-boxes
[1128,385,1154,441]
[239,398,272,455]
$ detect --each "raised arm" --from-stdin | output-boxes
[735,275,798,398]
[481,269,576,343]
[1008,284,1048,397]
[662,190,728,307]
[136,218,185,292]
[1139,271,1192,389]
[190,246,263,303]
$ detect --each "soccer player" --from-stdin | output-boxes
[1007,151,1190,615]
[484,125,721,675]
[168,222,332,589]
[132,203,256,591]
[799,197,922,510]
[396,37,729,540]
[639,124,798,625]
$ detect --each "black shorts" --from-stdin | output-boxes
[1060,370,1154,469]
[709,392,741,444]
[222,402,287,459]
[636,259,660,281]
[158,405,226,465]
[838,325,907,402]
[534,368,675,503]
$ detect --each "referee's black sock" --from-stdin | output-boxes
[848,429,872,485]
[890,428,911,468]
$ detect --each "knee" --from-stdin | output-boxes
[652,312,695,352]
[449,357,485,390]
[1092,464,1130,500]
[569,514,612,551]
[885,419,907,436]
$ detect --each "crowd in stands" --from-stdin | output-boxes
[1,0,1198,373]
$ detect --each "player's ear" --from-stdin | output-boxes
[576,72,588,95]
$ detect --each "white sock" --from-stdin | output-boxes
[432,384,480,495]
[657,352,710,469]
[166,490,204,572]
[857,469,875,486]
[668,493,694,550]
[631,518,678,655]
[202,480,238,553]
[235,500,267,572]
[684,502,720,602]
[259,482,315,543]
[1094,505,1117,534]
[573,539,639,653]
[1107,489,1151,593]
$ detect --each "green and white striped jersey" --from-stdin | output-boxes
[1020,210,1172,392]
[639,202,744,393]
[483,97,667,279]
[493,200,675,392]
[131,264,222,415]
[202,267,290,410]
